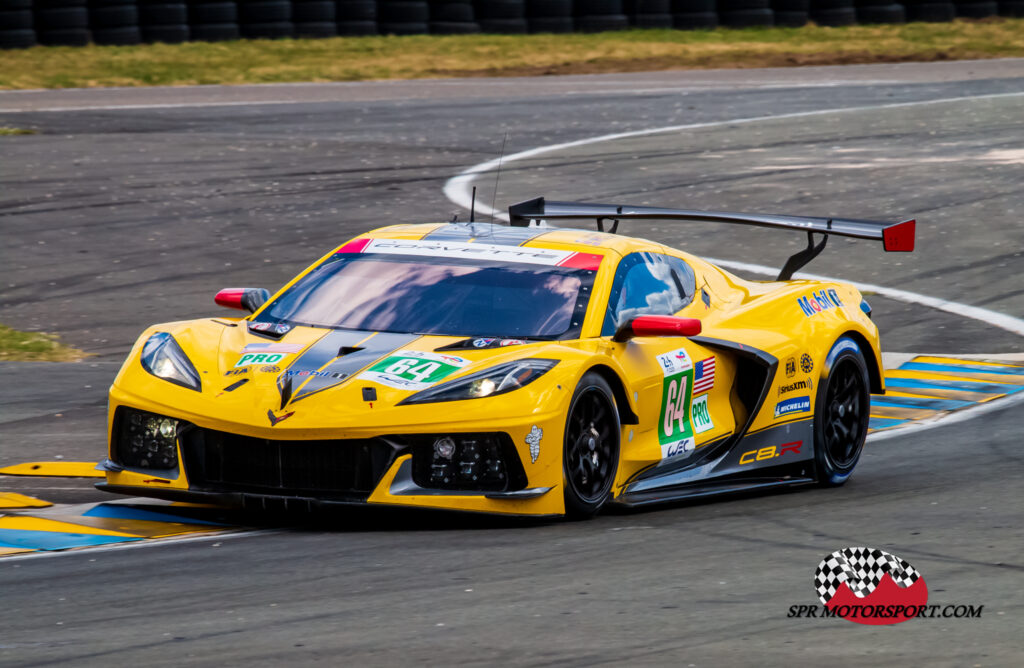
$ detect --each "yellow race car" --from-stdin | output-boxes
[98,198,915,517]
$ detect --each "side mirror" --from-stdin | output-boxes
[214,288,271,314]
[613,315,702,342]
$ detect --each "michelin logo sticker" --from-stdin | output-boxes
[775,396,811,418]
[657,348,696,462]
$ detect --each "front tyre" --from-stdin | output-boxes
[814,337,870,487]
[563,372,621,518]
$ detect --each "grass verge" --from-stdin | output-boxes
[0,127,36,135]
[0,324,87,362]
[0,19,1022,89]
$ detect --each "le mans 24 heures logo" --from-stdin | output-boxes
[787,547,983,625]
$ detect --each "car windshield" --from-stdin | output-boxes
[254,253,596,339]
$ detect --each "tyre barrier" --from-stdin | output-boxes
[903,0,955,20]
[810,0,857,24]
[1,0,1019,48]
[1,0,37,48]
[238,0,293,38]
[720,0,774,26]
[292,0,335,36]
[855,0,906,22]
[672,0,719,29]
[378,0,428,33]
[337,0,376,34]
[953,0,998,16]
[526,0,573,32]
[575,0,630,31]
[34,0,90,46]
[429,0,479,33]
[624,0,673,26]
[139,0,189,43]
[475,0,528,33]
[89,0,141,45]
[188,1,240,41]
[773,0,809,25]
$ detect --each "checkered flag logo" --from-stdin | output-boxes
[814,547,922,605]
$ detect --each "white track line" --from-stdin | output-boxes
[443,90,1024,438]
[444,90,1024,220]
[0,100,314,113]
[705,257,1024,339]
[3,82,1022,114]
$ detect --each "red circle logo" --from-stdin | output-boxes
[815,547,929,625]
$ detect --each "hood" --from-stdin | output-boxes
[120,318,577,435]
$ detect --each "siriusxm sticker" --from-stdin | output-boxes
[691,394,713,434]
[775,396,811,418]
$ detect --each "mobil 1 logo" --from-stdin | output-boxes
[657,348,696,462]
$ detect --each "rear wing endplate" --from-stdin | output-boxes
[508,197,915,280]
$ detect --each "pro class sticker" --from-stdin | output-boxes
[775,396,811,418]
[233,343,303,368]
[691,394,714,434]
[235,352,290,368]
[657,348,696,462]
[358,350,470,390]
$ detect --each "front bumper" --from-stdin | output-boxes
[101,404,567,516]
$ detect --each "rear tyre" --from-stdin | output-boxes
[563,372,621,518]
[813,337,870,487]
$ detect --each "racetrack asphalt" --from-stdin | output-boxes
[0,60,1022,666]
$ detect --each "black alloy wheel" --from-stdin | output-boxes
[814,338,870,486]
[563,372,621,517]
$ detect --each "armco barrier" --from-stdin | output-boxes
[0,0,1016,48]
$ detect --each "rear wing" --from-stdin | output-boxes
[508,197,915,280]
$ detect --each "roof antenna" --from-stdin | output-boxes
[469,186,476,223]
[489,133,508,224]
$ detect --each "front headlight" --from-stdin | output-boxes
[140,332,201,391]
[399,359,558,405]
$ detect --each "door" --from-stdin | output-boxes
[606,252,736,473]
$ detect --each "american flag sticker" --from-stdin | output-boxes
[693,357,716,394]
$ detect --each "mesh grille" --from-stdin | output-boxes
[181,428,397,500]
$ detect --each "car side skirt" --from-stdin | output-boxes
[614,419,815,507]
